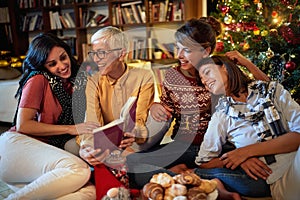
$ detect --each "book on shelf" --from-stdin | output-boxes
[86,13,108,27]
[0,7,9,23]
[93,96,137,151]
[148,0,153,23]
[136,4,146,23]
[59,15,69,28]
[158,2,165,22]
[152,2,160,22]
[165,1,173,21]
[28,15,38,31]
[53,11,62,29]
[63,12,76,28]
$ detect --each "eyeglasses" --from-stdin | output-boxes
[88,48,122,60]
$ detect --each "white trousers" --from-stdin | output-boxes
[0,131,96,200]
[271,146,300,200]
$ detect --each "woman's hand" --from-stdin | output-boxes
[240,157,272,180]
[79,145,110,166]
[119,132,135,148]
[150,102,173,122]
[70,121,100,135]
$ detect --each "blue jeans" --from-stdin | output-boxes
[127,141,199,189]
[194,167,271,197]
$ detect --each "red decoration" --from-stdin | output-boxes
[219,4,230,14]
[280,25,300,45]
[280,0,291,6]
[285,60,296,71]
[272,11,278,18]
[216,41,225,52]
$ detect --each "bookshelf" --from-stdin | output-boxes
[7,0,204,63]
[0,2,12,52]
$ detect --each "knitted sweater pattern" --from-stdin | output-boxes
[161,66,211,145]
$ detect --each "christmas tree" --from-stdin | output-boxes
[211,0,300,103]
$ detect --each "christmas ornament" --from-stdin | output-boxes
[272,11,278,18]
[253,28,260,35]
[280,23,300,44]
[216,41,225,52]
[285,60,296,71]
[219,4,230,14]
[224,14,233,24]
[270,29,279,37]
[280,0,292,6]
[243,43,250,51]
[266,48,275,58]
[261,30,268,36]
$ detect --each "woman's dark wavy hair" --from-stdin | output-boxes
[175,16,222,54]
[15,33,80,98]
[196,55,252,97]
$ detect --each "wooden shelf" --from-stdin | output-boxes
[6,0,203,62]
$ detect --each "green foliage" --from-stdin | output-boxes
[212,0,300,101]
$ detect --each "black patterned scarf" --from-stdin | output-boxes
[13,70,87,149]
[217,81,286,164]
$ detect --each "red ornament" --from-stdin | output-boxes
[272,11,278,18]
[285,61,296,71]
[219,4,230,14]
[280,0,291,6]
[280,25,298,44]
[215,41,225,52]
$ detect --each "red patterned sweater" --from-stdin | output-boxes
[160,66,211,145]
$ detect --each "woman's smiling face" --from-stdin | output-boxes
[198,63,228,95]
[44,46,71,80]
[176,42,209,71]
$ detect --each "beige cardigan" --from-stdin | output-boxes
[79,66,155,147]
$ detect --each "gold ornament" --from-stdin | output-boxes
[243,43,250,51]
[266,48,274,58]
[253,29,260,35]
[261,30,268,37]
[224,14,233,24]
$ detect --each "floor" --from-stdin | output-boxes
[0,122,14,199]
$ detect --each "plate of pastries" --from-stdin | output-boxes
[142,171,218,200]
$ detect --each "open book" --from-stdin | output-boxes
[93,96,137,151]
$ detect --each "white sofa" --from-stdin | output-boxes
[0,77,20,123]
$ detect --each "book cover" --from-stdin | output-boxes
[93,96,137,151]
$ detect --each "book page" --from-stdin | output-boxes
[92,118,124,133]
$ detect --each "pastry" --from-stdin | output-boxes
[143,182,164,200]
[173,171,202,186]
[150,173,174,188]
[164,183,187,198]
[187,187,207,200]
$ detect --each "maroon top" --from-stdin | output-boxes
[160,66,211,145]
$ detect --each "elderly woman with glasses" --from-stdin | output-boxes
[78,26,155,166]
